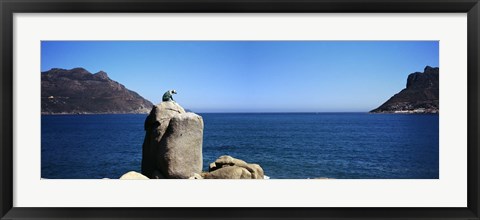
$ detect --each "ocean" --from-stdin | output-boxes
[41,113,439,179]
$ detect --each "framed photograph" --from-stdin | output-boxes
[1,0,479,219]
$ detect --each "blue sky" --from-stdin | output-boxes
[41,41,439,113]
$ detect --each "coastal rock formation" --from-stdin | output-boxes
[119,171,149,180]
[142,102,204,179]
[204,155,264,179]
[370,66,439,113]
[41,68,153,114]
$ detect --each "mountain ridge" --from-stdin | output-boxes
[41,68,153,114]
[370,66,439,113]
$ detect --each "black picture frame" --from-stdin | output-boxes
[1,0,479,219]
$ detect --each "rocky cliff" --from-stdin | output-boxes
[370,66,439,113]
[41,68,153,114]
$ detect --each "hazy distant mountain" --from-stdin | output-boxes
[370,66,439,113]
[41,68,153,114]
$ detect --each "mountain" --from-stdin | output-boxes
[41,68,153,114]
[370,66,439,113]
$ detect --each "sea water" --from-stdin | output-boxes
[41,113,439,179]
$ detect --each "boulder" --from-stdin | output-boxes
[245,163,264,179]
[206,155,264,179]
[203,166,252,179]
[142,102,186,177]
[120,171,149,180]
[209,155,249,171]
[157,113,203,178]
[141,102,203,179]
[145,101,186,141]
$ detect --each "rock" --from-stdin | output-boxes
[158,113,203,178]
[209,155,249,171]
[120,171,149,180]
[145,102,186,137]
[141,102,203,179]
[203,166,252,179]
[141,102,186,177]
[205,155,264,179]
[370,66,439,113]
[246,163,264,179]
[209,162,217,171]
